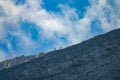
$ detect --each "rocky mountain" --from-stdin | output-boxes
[0,55,35,71]
[0,53,44,71]
[0,28,120,80]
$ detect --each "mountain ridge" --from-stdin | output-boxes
[0,53,44,71]
[0,28,120,80]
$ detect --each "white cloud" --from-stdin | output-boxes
[0,51,5,62]
[85,0,119,32]
[0,0,120,61]
[0,0,24,24]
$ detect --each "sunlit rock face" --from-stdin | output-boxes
[0,53,45,71]
[0,28,120,80]
[0,55,36,71]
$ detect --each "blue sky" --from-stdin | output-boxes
[0,0,120,61]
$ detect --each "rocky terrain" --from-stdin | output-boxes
[0,53,44,71]
[0,28,120,80]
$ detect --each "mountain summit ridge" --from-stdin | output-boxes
[0,28,120,80]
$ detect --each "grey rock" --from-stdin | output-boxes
[0,52,45,71]
[0,55,36,71]
[0,28,120,80]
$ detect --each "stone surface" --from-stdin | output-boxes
[0,28,120,80]
[0,53,44,71]
[0,55,35,71]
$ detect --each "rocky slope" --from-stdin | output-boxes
[0,53,44,71]
[0,55,35,71]
[0,28,120,80]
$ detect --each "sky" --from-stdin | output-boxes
[0,0,120,62]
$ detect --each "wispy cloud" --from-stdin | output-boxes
[0,0,120,61]
[0,51,5,61]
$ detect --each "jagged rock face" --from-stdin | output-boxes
[0,53,45,71]
[0,29,120,80]
[0,55,36,71]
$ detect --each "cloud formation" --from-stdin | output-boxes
[0,0,120,61]
[0,51,5,61]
